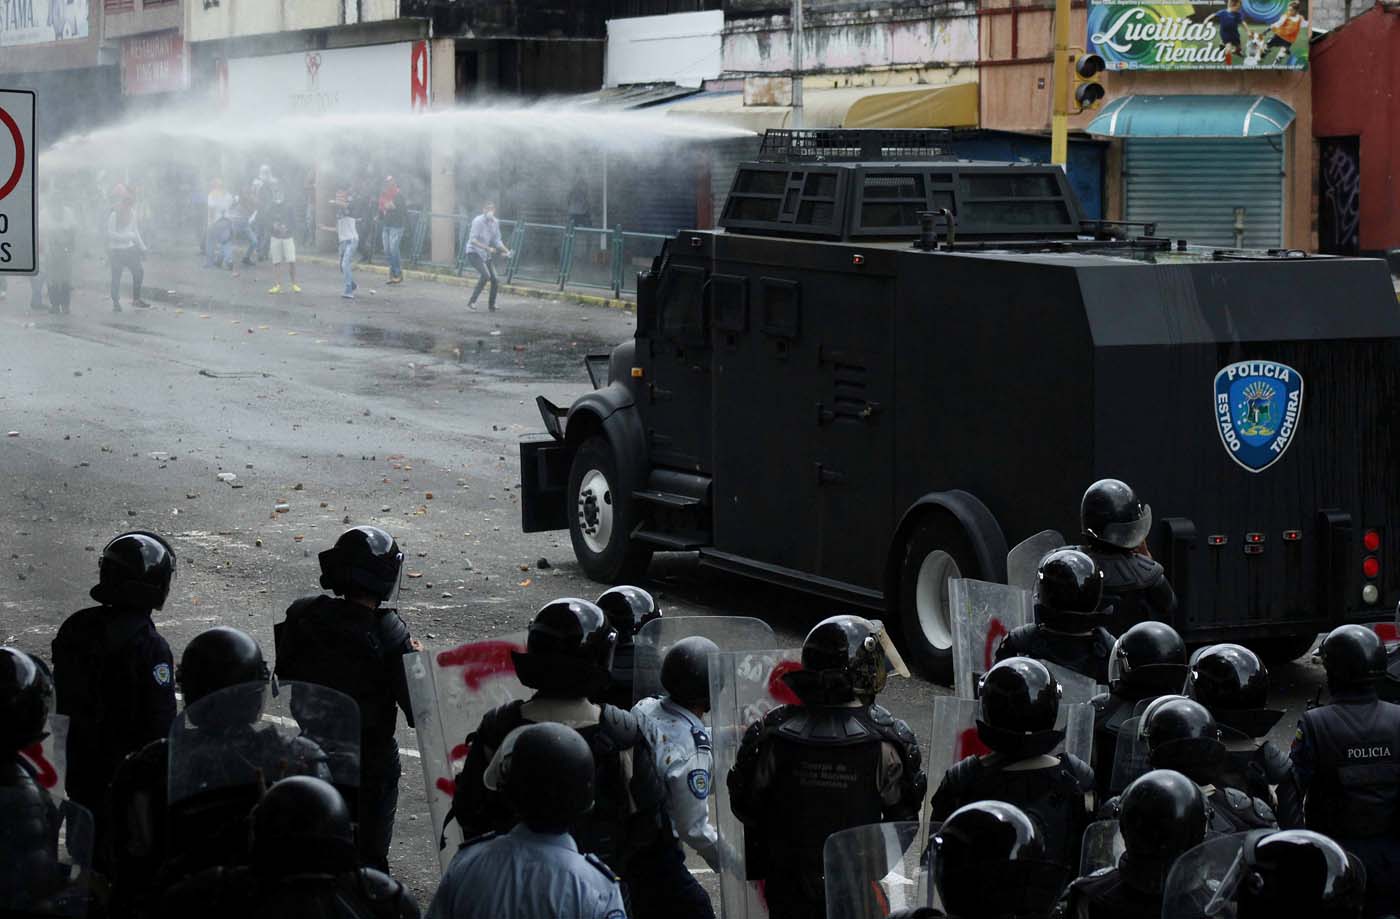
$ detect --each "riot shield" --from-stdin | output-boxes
[1160,832,1254,919]
[925,697,987,798]
[1109,715,1149,795]
[711,646,803,919]
[1079,819,1124,876]
[823,821,926,919]
[1008,529,1065,594]
[403,632,529,872]
[633,616,776,702]
[18,713,70,802]
[0,794,95,917]
[950,578,1033,700]
[1043,663,1099,766]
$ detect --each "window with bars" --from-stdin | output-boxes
[105,0,136,12]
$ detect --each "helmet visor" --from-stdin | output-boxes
[1092,504,1153,550]
[870,620,911,679]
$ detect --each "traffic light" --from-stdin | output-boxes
[1072,52,1106,109]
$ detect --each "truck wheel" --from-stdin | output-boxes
[1253,633,1319,666]
[567,434,652,583]
[895,515,981,684]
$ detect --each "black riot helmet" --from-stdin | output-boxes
[784,615,908,706]
[661,636,719,712]
[1109,621,1188,700]
[176,626,269,707]
[1319,625,1385,695]
[976,657,1063,759]
[1143,697,1225,783]
[1081,478,1153,551]
[512,598,618,695]
[1235,830,1365,919]
[484,722,595,833]
[1189,643,1283,737]
[0,647,53,753]
[1119,769,1208,861]
[318,526,404,602]
[933,801,1068,919]
[251,776,357,875]
[90,531,177,610]
[1034,548,1107,629]
[595,586,661,642]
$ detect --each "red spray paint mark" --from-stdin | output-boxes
[768,660,804,706]
[982,617,1009,671]
[450,743,469,762]
[955,727,990,761]
[435,777,457,798]
[437,640,524,690]
[20,743,58,789]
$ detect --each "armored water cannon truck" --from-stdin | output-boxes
[519,128,1400,682]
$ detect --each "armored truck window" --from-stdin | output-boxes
[657,265,707,345]
[858,174,927,230]
[951,169,1079,236]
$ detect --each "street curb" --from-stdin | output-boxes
[299,255,636,312]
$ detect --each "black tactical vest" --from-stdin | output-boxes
[939,753,1092,869]
[998,624,1114,687]
[1067,865,1166,919]
[1300,696,1400,838]
[1082,547,1174,634]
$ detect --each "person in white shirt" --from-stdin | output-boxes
[107,185,149,311]
[465,202,510,312]
[328,189,359,300]
[205,178,234,269]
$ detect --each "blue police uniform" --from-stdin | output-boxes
[426,825,627,919]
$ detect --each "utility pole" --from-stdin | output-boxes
[1051,0,1071,166]
[791,0,804,129]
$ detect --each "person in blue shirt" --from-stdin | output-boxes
[1210,0,1252,58]
[465,202,510,312]
[427,723,627,919]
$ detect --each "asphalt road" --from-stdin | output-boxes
[0,247,1328,906]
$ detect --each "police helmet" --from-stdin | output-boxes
[786,615,908,705]
[661,636,719,712]
[1188,643,1282,737]
[595,586,661,642]
[251,776,357,874]
[1034,548,1107,628]
[1108,621,1188,700]
[1119,769,1207,862]
[933,801,1067,919]
[1143,697,1225,782]
[176,626,269,707]
[0,647,53,753]
[1235,830,1365,919]
[976,657,1063,759]
[90,531,177,610]
[318,526,404,602]
[512,598,618,694]
[485,722,594,833]
[1319,625,1385,694]
[1081,478,1153,550]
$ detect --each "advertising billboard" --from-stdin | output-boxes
[1088,0,1310,70]
[0,0,90,47]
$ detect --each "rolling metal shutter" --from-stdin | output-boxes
[1125,137,1285,249]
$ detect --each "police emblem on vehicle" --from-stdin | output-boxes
[1214,361,1304,473]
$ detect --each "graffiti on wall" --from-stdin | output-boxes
[1319,137,1360,256]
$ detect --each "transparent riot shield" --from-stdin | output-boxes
[1079,819,1124,876]
[950,578,1033,700]
[0,794,95,917]
[633,616,776,702]
[1160,832,1254,919]
[823,821,926,919]
[711,646,803,919]
[1008,530,1065,594]
[18,713,70,802]
[403,632,529,872]
[925,697,986,797]
[1043,663,1100,767]
[1109,716,1149,795]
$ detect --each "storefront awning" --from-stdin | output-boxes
[1086,95,1296,139]
[665,82,979,132]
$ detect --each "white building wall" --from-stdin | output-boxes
[605,10,724,87]
[722,7,979,74]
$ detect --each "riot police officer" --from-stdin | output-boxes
[929,656,1095,870]
[1292,624,1400,916]
[275,525,419,871]
[1092,621,1188,797]
[995,548,1115,684]
[450,597,664,882]
[1060,769,1208,918]
[1077,478,1175,634]
[51,531,178,824]
[597,585,661,710]
[106,626,269,918]
[430,723,627,919]
[728,614,925,919]
[929,800,1067,919]
[163,776,420,919]
[1232,830,1366,919]
[1189,642,1302,827]
[630,636,719,919]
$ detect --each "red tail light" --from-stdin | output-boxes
[1363,556,1381,579]
[1365,529,1382,552]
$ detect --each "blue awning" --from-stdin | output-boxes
[1086,95,1296,139]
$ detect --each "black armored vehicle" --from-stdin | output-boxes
[519,129,1400,681]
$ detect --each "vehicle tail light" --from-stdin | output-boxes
[1364,556,1381,579]
[1282,529,1302,542]
[1364,529,1382,552]
[1207,535,1228,547]
[1245,532,1265,545]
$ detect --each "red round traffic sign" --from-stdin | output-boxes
[0,104,25,203]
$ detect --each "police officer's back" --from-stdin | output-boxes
[929,801,1067,919]
[1189,642,1302,827]
[52,532,177,820]
[930,656,1095,870]
[163,776,419,919]
[1060,769,1207,919]
[1077,478,1176,635]
[429,723,626,919]
[1292,624,1400,916]
[598,585,661,711]
[0,647,66,908]
[1209,830,1366,919]
[996,548,1115,684]
[728,615,925,919]
[1092,621,1188,797]
[275,526,418,871]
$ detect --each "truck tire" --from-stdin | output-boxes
[895,514,983,685]
[1252,633,1319,666]
[567,434,652,583]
